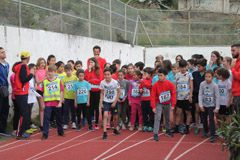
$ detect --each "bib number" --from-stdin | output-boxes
[46,81,59,94]
[120,88,125,99]
[131,88,140,97]
[159,91,171,103]
[65,81,75,91]
[105,89,115,100]
[203,95,214,105]
[177,82,188,92]
[77,88,88,96]
[218,85,226,97]
[142,88,150,97]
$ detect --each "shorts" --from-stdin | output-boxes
[192,92,199,104]
[103,101,118,115]
[219,105,231,115]
[36,90,43,96]
[176,100,192,111]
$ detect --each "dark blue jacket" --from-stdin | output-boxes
[192,71,205,94]
[0,62,9,87]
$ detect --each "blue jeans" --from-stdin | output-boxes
[201,107,215,136]
[43,106,63,136]
[0,96,10,133]
[63,99,76,125]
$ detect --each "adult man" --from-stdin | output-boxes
[13,51,33,139]
[87,46,106,71]
[0,47,10,138]
[231,44,240,114]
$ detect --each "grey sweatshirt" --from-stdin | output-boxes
[118,79,129,99]
[198,81,220,110]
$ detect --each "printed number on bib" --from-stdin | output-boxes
[177,82,188,92]
[131,88,140,97]
[46,82,59,94]
[105,89,115,100]
[159,91,171,103]
[203,95,214,105]
[142,88,150,97]
[65,81,75,91]
[218,85,226,97]
[120,88,125,99]
[77,88,88,96]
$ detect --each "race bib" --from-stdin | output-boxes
[203,95,214,105]
[90,84,99,89]
[177,81,188,92]
[77,87,88,96]
[46,81,59,94]
[142,88,150,97]
[131,87,140,97]
[105,89,115,100]
[65,81,75,91]
[120,88,125,99]
[159,91,171,103]
[218,85,226,97]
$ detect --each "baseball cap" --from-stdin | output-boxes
[20,51,32,58]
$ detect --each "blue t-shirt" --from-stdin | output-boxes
[213,78,218,84]
[72,80,91,104]
[206,64,223,71]
[152,71,175,85]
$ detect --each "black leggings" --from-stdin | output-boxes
[90,91,100,126]
[76,103,91,126]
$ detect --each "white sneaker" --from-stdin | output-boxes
[30,124,37,129]
[128,122,131,127]
[122,124,126,130]
[116,126,120,131]
[63,125,68,130]
[71,122,76,129]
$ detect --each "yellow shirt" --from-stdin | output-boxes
[62,75,77,99]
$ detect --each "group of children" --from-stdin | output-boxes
[11,49,235,142]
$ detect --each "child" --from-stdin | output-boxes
[139,67,154,132]
[110,64,118,80]
[112,59,121,75]
[216,68,232,124]
[151,68,176,141]
[213,66,221,84]
[134,61,145,73]
[35,57,47,131]
[187,59,196,74]
[55,61,66,80]
[47,55,56,66]
[41,65,65,140]
[173,59,193,134]
[67,60,76,75]
[100,68,121,140]
[125,63,134,81]
[73,69,92,131]
[155,55,164,64]
[199,69,219,143]
[128,70,143,131]
[84,57,104,129]
[62,64,78,130]
[207,51,222,70]
[152,63,163,84]
[117,70,129,130]
[222,57,232,82]
[121,65,128,76]
[75,60,83,71]
[104,63,111,69]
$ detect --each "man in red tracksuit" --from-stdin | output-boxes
[231,44,240,114]
[13,51,33,139]
[87,46,106,72]
[139,67,154,132]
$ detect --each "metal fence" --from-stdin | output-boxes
[0,0,239,46]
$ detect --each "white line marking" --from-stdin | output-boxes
[101,133,164,160]
[26,131,90,160]
[164,135,186,160]
[93,131,139,160]
[174,138,210,160]
[33,134,114,160]
[0,141,19,149]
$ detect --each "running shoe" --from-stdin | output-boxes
[77,125,81,131]
[113,129,121,136]
[95,125,99,130]
[41,134,48,140]
[16,133,30,140]
[148,127,153,132]
[162,126,166,133]
[63,125,68,130]
[26,129,34,134]
[194,127,199,134]
[153,134,159,142]
[0,131,11,137]
[210,136,216,143]
[58,132,66,137]
[30,124,37,129]
[107,124,111,129]
[166,130,174,137]
[122,124,126,130]
[142,126,148,132]
[88,126,94,131]
[201,132,208,138]
[82,119,86,126]
[71,122,76,129]
[129,126,134,131]
[103,133,108,140]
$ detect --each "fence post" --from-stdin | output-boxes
[88,0,91,37]
[60,0,63,32]
[124,4,127,40]
[109,0,112,41]
[19,0,22,28]
[188,10,191,46]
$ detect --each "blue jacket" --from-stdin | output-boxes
[0,62,9,87]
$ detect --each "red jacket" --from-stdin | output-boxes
[13,62,31,95]
[151,79,176,109]
[139,77,152,101]
[87,57,106,72]
[231,57,240,96]
[111,74,118,80]
[84,69,104,91]
[125,74,133,81]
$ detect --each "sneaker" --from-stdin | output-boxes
[91,117,95,122]
[201,132,208,138]
[77,125,81,131]
[107,124,111,129]
[194,127,199,134]
[210,136,216,143]
[153,134,159,142]
[129,126,134,131]
[30,128,38,132]
[26,129,34,134]
[30,124,37,129]
[88,126,94,131]
[122,124,126,130]
[116,126,120,131]
[63,125,68,130]
[148,127,153,132]
[82,119,86,126]
[103,133,108,140]
[182,128,189,135]
[142,126,148,132]
[0,131,11,137]
[16,133,30,140]
[58,132,66,137]
[41,134,48,140]
[162,126,166,133]
[178,125,183,132]
[71,122,76,129]
[138,125,142,131]
[166,130,174,137]
[128,122,131,127]
[50,122,57,128]
[95,125,99,130]
[171,126,179,133]
[12,131,16,136]
[113,129,121,136]
[39,126,43,132]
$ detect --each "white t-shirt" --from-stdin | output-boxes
[100,79,120,103]
[218,79,231,105]
[175,71,193,100]
[28,78,37,104]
